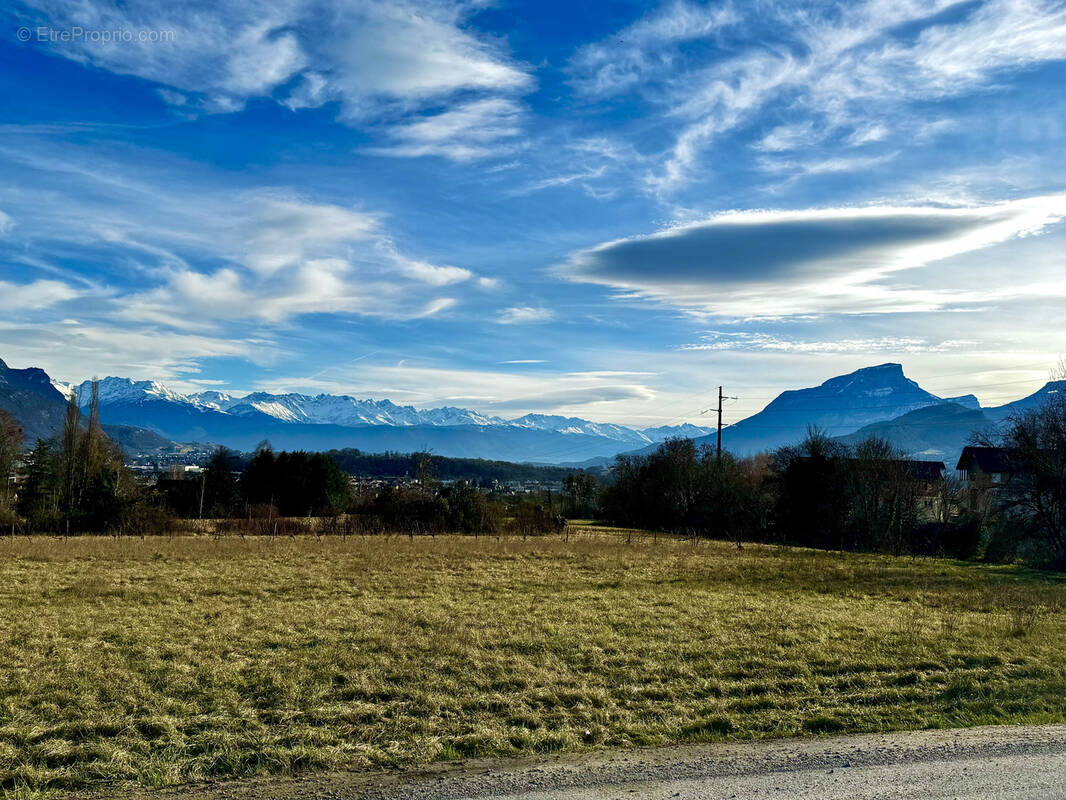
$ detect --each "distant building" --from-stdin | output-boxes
[956,446,1014,486]
[164,465,204,481]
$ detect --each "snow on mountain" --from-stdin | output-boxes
[70,377,710,443]
[50,379,77,399]
[642,423,716,441]
[189,391,508,428]
[507,414,653,444]
[190,390,235,411]
[75,376,194,406]
[62,363,979,463]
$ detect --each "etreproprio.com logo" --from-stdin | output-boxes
[16,26,175,44]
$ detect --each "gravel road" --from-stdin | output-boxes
[143,724,1066,800]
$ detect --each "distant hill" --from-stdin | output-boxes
[101,424,188,456]
[0,358,68,443]
[326,449,596,483]
[832,381,1065,467]
[706,363,943,455]
[984,380,1066,421]
[835,402,995,465]
[622,363,945,459]
[0,358,187,457]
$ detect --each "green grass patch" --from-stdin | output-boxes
[0,529,1064,796]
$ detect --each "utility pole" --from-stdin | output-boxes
[716,385,723,461]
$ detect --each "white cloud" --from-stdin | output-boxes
[580,0,1066,191]
[366,98,523,161]
[0,279,79,309]
[569,1,738,96]
[561,195,1066,318]
[307,1,531,110]
[0,140,488,328]
[121,249,471,326]
[0,319,263,384]
[496,306,557,325]
[0,210,14,234]
[755,122,820,153]
[18,0,533,152]
[156,88,187,106]
[393,257,472,286]
[847,123,890,146]
[238,196,380,275]
[757,151,899,179]
[510,165,608,197]
[253,362,658,417]
[680,332,978,354]
[0,144,490,328]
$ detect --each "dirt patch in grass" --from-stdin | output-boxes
[1,529,1064,796]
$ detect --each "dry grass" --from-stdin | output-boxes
[1,526,1065,797]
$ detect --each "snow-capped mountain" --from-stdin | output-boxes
[65,365,961,462]
[75,377,193,406]
[508,414,650,444]
[1,357,1057,465]
[194,391,507,428]
[642,423,718,441]
[54,375,714,461]
[68,379,707,445]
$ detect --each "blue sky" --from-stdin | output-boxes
[2,0,1066,426]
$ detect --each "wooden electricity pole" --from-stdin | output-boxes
[716,385,723,461]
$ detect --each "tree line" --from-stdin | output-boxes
[597,392,1066,570]
[2,378,1062,567]
[154,444,566,537]
[4,384,168,535]
[325,449,587,485]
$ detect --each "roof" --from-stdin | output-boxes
[956,446,1012,474]
[842,457,946,480]
[906,460,948,481]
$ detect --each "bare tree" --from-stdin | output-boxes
[993,361,1066,569]
[0,409,22,517]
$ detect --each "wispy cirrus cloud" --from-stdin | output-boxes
[496,306,557,325]
[0,318,265,384]
[365,98,524,161]
[567,0,1066,192]
[0,135,485,329]
[252,362,657,416]
[680,331,978,354]
[569,1,738,97]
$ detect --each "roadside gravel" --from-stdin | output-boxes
[135,724,1066,800]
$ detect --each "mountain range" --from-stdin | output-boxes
[615,363,1062,467]
[3,360,713,462]
[3,357,1062,465]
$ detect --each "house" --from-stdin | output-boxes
[906,460,948,482]
[956,446,1013,486]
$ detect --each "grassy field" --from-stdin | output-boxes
[1,528,1065,797]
